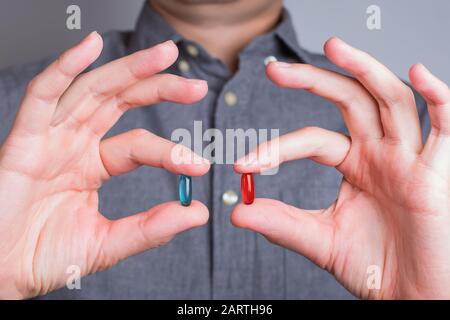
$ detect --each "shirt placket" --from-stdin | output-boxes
[210,57,258,298]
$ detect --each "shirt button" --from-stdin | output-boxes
[264,55,277,66]
[222,190,239,206]
[178,59,190,73]
[186,44,199,58]
[224,91,238,107]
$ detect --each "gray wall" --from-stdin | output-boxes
[0,0,449,83]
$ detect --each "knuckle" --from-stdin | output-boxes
[112,93,131,112]
[25,77,51,102]
[128,51,149,79]
[336,78,370,107]
[153,235,174,248]
[54,53,74,79]
[398,86,416,104]
[129,43,177,78]
[137,215,155,246]
[381,85,415,107]
[26,77,40,95]
[129,128,150,139]
[75,74,108,101]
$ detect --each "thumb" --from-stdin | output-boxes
[231,198,334,270]
[98,200,209,267]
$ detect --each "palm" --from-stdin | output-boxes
[0,127,106,295]
[330,139,449,298]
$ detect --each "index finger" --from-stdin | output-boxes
[100,129,211,178]
[234,126,350,174]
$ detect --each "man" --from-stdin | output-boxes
[0,0,448,299]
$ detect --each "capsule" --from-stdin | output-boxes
[179,175,192,206]
[241,173,255,205]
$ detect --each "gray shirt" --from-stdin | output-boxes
[0,4,429,299]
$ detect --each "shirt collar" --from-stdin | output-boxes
[274,9,311,63]
[129,3,182,51]
[129,3,311,63]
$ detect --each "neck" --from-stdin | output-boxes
[149,1,283,72]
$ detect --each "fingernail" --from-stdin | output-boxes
[163,39,175,47]
[418,63,428,72]
[333,37,351,49]
[236,153,258,167]
[328,36,342,44]
[186,79,207,86]
[180,149,210,166]
[264,55,278,66]
[85,31,98,41]
[79,31,100,50]
[193,152,210,166]
[271,61,291,68]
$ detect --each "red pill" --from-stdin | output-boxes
[241,173,255,205]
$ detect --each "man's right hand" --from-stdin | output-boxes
[0,32,210,299]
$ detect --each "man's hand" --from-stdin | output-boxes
[0,32,210,299]
[232,37,450,299]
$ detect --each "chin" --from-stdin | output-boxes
[176,0,239,4]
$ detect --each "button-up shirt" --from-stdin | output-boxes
[0,4,428,299]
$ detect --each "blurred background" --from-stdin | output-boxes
[0,0,448,83]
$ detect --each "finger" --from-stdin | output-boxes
[14,32,103,135]
[100,201,209,266]
[88,74,208,136]
[266,62,382,139]
[231,198,333,270]
[410,64,450,172]
[410,64,450,135]
[234,126,350,174]
[100,129,210,178]
[51,40,179,127]
[324,37,422,151]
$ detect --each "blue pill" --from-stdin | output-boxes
[178,175,192,206]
